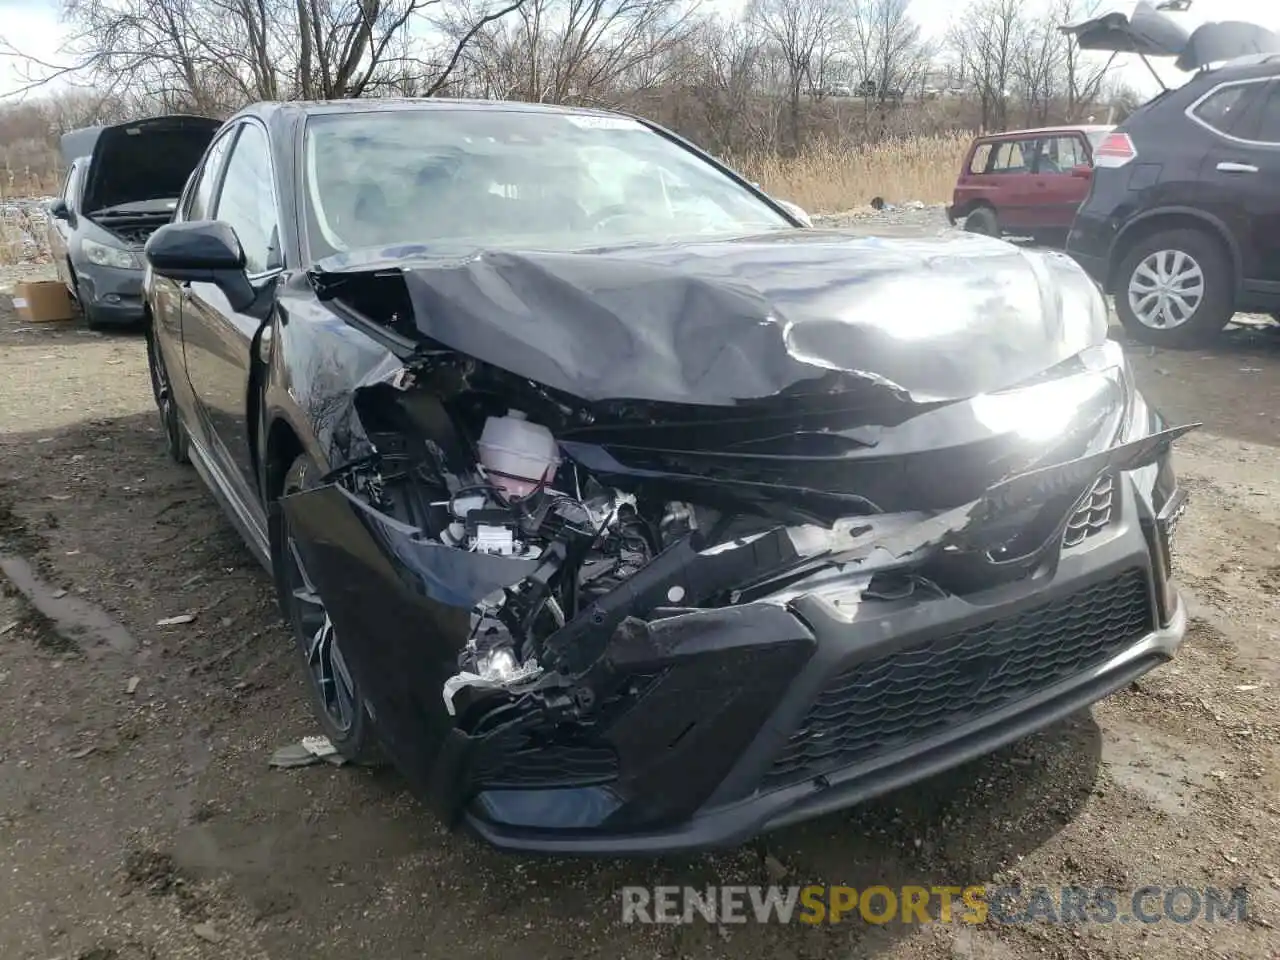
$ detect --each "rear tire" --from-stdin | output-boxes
[964,206,1000,238]
[145,329,190,465]
[277,454,383,766]
[1114,228,1235,348]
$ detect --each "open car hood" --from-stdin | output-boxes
[1061,2,1280,69]
[312,230,1107,408]
[68,114,221,215]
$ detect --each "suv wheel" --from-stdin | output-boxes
[1114,229,1235,347]
[964,207,1000,237]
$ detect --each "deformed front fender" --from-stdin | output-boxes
[281,480,822,830]
[281,482,541,789]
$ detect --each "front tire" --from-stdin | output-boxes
[1114,228,1235,347]
[277,454,382,765]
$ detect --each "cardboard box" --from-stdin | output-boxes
[12,280,75,323]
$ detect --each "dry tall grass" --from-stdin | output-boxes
[735,134,969,214]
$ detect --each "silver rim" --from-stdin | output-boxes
[287,535,357,733]
[1127,249,1205,330]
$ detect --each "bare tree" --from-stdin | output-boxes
[1055,0,1110,120]
[848,0,927,104]
[452,0,695,104]
[684,16,766,151]
[1011,9,1062,125]
[748,0,846,151]
[10,0,526,109]
[947,0,1020,131]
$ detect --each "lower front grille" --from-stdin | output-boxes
[764,568,1153,788]
[471,738,618,789]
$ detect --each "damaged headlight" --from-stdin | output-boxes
[971,339,1131,445]
[82,237,142,270]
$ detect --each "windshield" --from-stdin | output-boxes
[302,109,792,258]
[1086,129,1113,151]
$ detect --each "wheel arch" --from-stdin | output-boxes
[955,198,996,220]
[264,416,306,507]
[1107,208,1241,294]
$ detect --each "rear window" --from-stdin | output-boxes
[968,143,993,174]
[1039,136,1086,172]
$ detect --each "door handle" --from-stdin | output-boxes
[1216,161,1259,173]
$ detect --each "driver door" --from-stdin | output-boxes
[178,119,281,532]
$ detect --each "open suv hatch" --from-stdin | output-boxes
[1062,4,1280,345]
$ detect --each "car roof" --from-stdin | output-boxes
[1203,51,1280,79]
[974,125,1114,141]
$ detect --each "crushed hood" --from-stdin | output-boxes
[1061,2,1280,69]
[313,231,1106,407]
[66,114,221,215]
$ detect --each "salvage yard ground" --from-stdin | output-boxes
[1,255,1279,960]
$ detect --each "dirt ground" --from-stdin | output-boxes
[1,263,1278,960]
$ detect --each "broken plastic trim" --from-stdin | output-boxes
[285,418,1196,683]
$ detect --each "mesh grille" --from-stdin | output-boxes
[471,740,617,789]
[1063,474,1115,548]
[764,568,1153,788]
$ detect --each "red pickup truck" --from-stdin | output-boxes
[947,125,1113,244]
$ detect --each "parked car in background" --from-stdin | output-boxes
[1067,54,1280,345]
[48,115,220,329]
[141,98,1189,854]
[947,125,1113,244]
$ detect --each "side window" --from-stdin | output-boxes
[184,131,236,222]
[968,143,993,174]
[1191,82,1265,136]
[212,123,279,275]
[1241,81,1280,143]
[1036,136,1086,174]
[989,140,1035,174]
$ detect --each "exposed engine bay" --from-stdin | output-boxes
[319,340,1193,761]
[93,210,174,246]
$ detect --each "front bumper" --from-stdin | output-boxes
[285,448,1187,855]
[462,515,1183,854]
[471,601,1182,854]
[72,261,146,324]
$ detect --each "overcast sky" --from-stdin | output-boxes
[2,0,1278,99]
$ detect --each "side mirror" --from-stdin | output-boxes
[777,199,813,228]
[145,220,255,313]
[1071,164,1093,179]
[49,199,71,221]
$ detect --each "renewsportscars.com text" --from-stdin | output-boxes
[620,885,1250,926]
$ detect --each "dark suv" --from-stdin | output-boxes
[1067,53,1280,345]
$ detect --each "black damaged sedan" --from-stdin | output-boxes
[142,99,1192,855]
